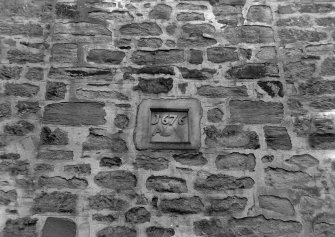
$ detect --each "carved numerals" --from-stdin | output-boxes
[151,113,188,138]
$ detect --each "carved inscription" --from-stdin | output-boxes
[150,111,189,143]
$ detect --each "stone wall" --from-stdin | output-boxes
[0,0,335,236]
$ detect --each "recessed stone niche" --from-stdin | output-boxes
[42,217,76,237]
[135,98,202,150]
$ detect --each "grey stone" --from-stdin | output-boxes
[42,217,76,237]
[216,152,256,171]
[146,176,187,193]
[94,171,137,191]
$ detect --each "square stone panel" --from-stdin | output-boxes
[135,98,202,150]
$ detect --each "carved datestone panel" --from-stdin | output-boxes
[135,98,202,150]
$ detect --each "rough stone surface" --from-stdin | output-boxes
[87,50,125,65]
[134,155,169,171]
[146,227,175,237]
[224,25,274,44]
[207,108,224,123]
[149,4,172,20]
[259,195,295,216]
[207,196,248,216]
[4,120,34,136]
[264,126,292,150]
[133,78,173,94]
[216,152,256,171]
[172,152,208,166]
[43,102,106,126]
[131,50,184,65]
[125,207,151,224]
[227,63,279,79]
[197,85,248,98]
[0,66,22,80]
[3,217,38,237]
[204,125,260,149]
[37,176,88,189]
[89,194,128,211]
[146,176,187,193]
[5,83,39,97]
[94,171,137,191]
[194,171,255,192]
[160,197,204,214]
[97,226,136,237]
[120,23,162,36]
[41,217,76,237]
[207,47,239,63]
[230,100,284,124]
[32,191,77,214]
[247,5,273,23]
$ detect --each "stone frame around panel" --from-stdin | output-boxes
[134,98,202,150]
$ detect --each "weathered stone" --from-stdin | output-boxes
[207,47,238,63]
[194,218,228,237]
[179,67,216,80]
[197,85,248,98]
[149,4,172,20]
[316,17,335,27]
[213,3,243,26]
[42,217,76,237]
[43,102,106,126]
[321,57,335,76]
[45,81,66,100]
[134,66,175,75]
[299,80,335,96]
[227,63,279,79]
[4,120,34,136]
[34,163,54,172]
[100,157,122,168]
[89,194,128,211]
[265,167,318,196]
[0,160,29,175]
[146,227,175,237]
[177,12,205,21]
[309,97,335,111]
[134,155,169,171]
[181,23,216,35]
[120,22,162,36]
[277,16,311,27]
[224,26,274,44]
[177,3,207,10]
[137,38,162,48]
[307,44,334,55]
[3,217,38,237]
[97,226,136,237]
[309,133,335,149]
[194,171,255,192]
[277,4,297,14]
[131,50,184,65]
[207,108,223,123]
[55,2,79,19]
[92,214,116,223]
[160,196,204,214]
[83,128,127,152]
[37,176,88,189]
[299,4,334,13]
[87,50,125,64]
[259,195,295,216]
[146,176,187,193]
[0,153,20,160]
[133,77,173,94]
[63,164,91,175]
[172,152,207,166]
[230,100,284,124]
[247,5,272,23]
[216,152,256,171]
[125,207,151,224]
[279,29,327,44]
[229,215,302,236]
[115,38,131,49]
[53,22,112,43]
[40,127,68,145]
[5,83,39,97]
[204,125,260,149]
[114,114,129,129]
[0,66,22,80]
[166,24,177,35]
[189,49,203,64]
[258,81,284,97]
[207,196,247,216]
[25,67,43,81]
[177,35,217,48]
[262,155,274,163]
[264,126,292,150]
[285,154,319,170]
[32,191,77,214]
[89,11,134,23]
[314,222,335,237]
[37,150,73,160]
[0,23,43,37]
[94,171,136,190]
[51,44,77,63]
[16,101,39,115]
[20,41,49,50]
[284,60,316,80]
[0,103,11,119]
[0,190,17,205]
[48,67,116,81]
[256,46,276,60]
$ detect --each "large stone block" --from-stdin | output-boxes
[42,217,76,237]
[43,102,106,126]
[230,100,284,124]
[131,50,184,65]
[94,171,137,191]
[3,217,38,237]
[120,22,162,36]
[146,176,187,193]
